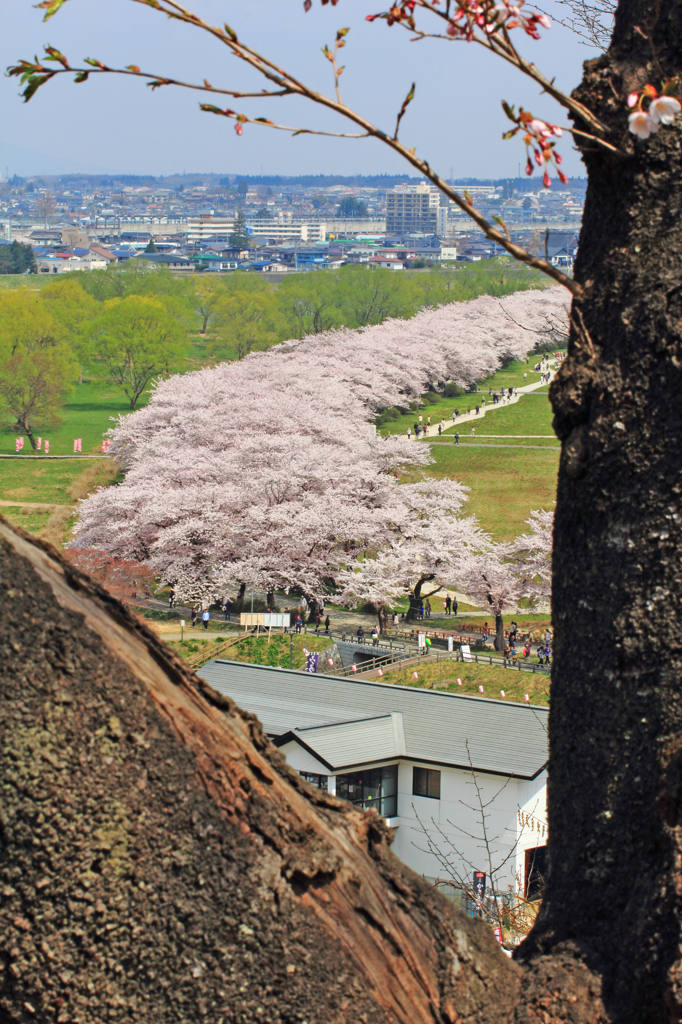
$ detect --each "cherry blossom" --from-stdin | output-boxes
[72,288,567,606]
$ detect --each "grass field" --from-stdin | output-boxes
[383,657,550,706]
[375,358,557,438]
[0,380,145,457]
[168,631,332,671]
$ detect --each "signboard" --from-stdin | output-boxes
[447,635,454,652]
[263,613,290,628]
[305,652,319,673]
[493,927,503,944]
[473,871,486,904]
[461,644,473,662]
[418,633,426,649]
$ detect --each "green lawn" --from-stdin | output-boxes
[425,444,559,540]
[0,380,146,457]
[170,631,332,671]
[376,359,556,439]
[385,657,550,705]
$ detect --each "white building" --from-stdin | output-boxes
[198,661,548,901]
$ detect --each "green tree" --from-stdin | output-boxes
[210,287,281,359]
[229,209,251,249]
[276,272,344,336]
[0,240,37,275]
[337,196,368,218]
[0,288,76,447]
[87,295,186,408]
[143,238,159,253]
[40,275,99,382]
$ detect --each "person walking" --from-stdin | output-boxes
[454,432,460,445]
[475,404,480,415]
[438,424,442,436]
[470,426,476,437]
[453,597,458,616]
[191,606,198,628]
[445,595,452,614]
[325,614,330,633]
[427,415,431,426]
[202,608,210,631]
[523,642,531,662]
[168,589,176,609]
[423,424,429,436]
[295,612,302,633]
[425,599,431,619]
[407,427,411,440]
[224,598,232,621]
[452,411,457,423]
[357,625,365,641]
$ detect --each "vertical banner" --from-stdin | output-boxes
[44,441,49,454]
[473,870,486,916]
[305,652,319,674]
[447,635,454,652]
[418,633,426,649]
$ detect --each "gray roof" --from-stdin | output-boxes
[198,660,548,779]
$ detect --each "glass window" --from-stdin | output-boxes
[336,764,398,818]
[299,771,328,790]
[413,766,441,800]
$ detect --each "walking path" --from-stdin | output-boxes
[410,369,556,441]
[430,442,560,450]
[0,499,71,509]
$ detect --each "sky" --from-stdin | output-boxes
[0,0,600,179]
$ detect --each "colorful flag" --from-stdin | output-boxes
[305,652,319,673]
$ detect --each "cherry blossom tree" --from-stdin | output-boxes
[72,288,557,607]
[512,507,554,608]
[459,545,521,651]
[337,477,488,627]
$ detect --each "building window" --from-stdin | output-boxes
[413,766,441,800]
[336,765,398,818]
[524,845,548,900]
[299,771,328,790]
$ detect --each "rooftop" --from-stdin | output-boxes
[198,660,548,778]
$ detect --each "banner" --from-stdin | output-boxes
[305,652,319,673]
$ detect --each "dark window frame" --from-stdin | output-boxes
[299,771,328,790]
[412,766,441,800]
[336,764,398,818]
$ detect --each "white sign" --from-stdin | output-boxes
[447,635,454,652]
[461,644,473,662]
[180,619,185,627]
[418,633,426,649]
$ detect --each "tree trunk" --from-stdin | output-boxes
[406,576,434,622]
[518,4,682,1020]
[494,613,504,653]
[376,601,389,633]
[236,580,246,611]
[266,589,274,610]
[0,518,518,1023]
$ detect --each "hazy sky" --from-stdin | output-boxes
[0,0,599,178]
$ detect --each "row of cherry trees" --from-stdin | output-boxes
[72,287,562,622]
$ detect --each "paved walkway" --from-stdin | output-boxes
[429,442,560,450]
[0,499,71,509]
[409,368,556,441]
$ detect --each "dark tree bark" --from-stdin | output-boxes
[517,2,682,1020]
[494,613,505,653]
[0,519,520,1024]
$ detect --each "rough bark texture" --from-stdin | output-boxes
[0,521,519,1024]
[518,1,682,1021]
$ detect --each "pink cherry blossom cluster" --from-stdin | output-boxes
[627,84,681,141]
[363,0,550,41]
[503,103,567,187]
[72,289,566,606]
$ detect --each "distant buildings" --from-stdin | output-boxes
[386,182,443,236]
